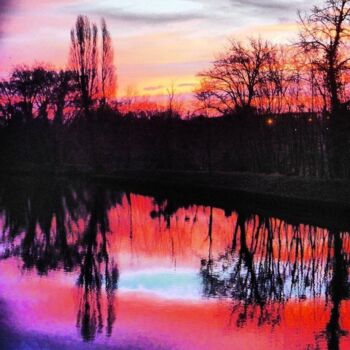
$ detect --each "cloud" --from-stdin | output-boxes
[61,1,207,25]
[177,82,196,88]
[0,0,12,15]
[0,0,13,38]
[229,0,309,14]
[91,9,206,25]
[144,85,165,91]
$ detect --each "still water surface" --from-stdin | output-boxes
[0,178,349,350]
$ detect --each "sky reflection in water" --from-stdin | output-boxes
[0,178,349,350]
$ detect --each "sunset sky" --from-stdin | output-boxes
[0,0,322,97]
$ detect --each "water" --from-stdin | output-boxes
[0,177,349,350]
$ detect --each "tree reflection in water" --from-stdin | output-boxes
[0,177,349,349]
[75,185,119,341]
[200,212,350,350]
[0,178,121,341]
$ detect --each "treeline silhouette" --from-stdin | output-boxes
[1,2,350,178]
[0,177,349,348]
[0,106,335,176]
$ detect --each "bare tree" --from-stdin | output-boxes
[101,18,116,106]
[0,79,15,121]
[70,15,99,115]
[197,38,276,114]
[166,81,176,116]
[1,65,59,121]
[259,45,302,114]
[298,0,350,114]
[52,70,77,125]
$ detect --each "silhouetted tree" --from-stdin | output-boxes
[298,0,350,114]
[197,38,276,114]
[8,66,57,120]
[101,18,116,107]
[52,70,78,125]
[70,15,99,116]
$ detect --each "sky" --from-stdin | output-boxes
[0,0,322,97]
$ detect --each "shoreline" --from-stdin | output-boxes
[1,168,350,230]
[100,170,350,230]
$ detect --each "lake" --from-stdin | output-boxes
[0,177,349,350]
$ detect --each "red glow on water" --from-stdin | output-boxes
[1,257,350,350]
[0,193,349,349]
